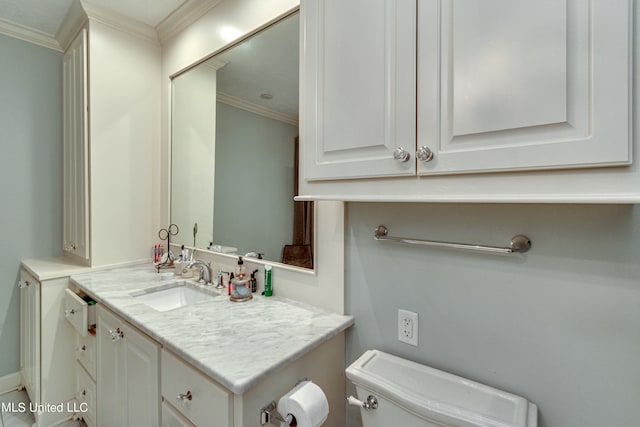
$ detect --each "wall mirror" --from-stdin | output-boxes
[171,11,314,269]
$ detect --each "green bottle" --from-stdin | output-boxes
[263,265,273,297]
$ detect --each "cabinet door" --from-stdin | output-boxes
[97,306,126,427]
[19,270,40,404]
[97,305,160,427]
[124,323,160,427]
[302,0,417,180]
[63,28,90,260]
[418,0,632,175]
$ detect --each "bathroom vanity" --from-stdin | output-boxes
[67,264,353,427]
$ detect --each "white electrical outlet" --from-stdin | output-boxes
[398,309,418,346]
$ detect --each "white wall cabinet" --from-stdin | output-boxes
[300,0,635,202]
[19,269,77,427]
[97,305,160,427]
[60,9,160,267]
[62,29,89,261]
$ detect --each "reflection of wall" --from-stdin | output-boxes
[0,34,62,377]
[171,66,216,248]
[213,102,297,260]
[345,203,640,427]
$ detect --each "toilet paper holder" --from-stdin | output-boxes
[260,400,295,426]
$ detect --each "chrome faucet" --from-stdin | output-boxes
[187,259,212,285]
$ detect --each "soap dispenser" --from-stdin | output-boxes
[230,257,251,302]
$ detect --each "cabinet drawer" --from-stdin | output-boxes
[162,401,196,427]
[76,332,97,381]
[76,362,96,427]
[161,350,231,427]
[64,289,90,336]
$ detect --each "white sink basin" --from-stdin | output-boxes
[131,282,217,312]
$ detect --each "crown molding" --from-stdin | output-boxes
[156,0,224,45]
[81,1,159,45]
[0,17,62,51]
[217,92,299,127]
[56,0,87,52]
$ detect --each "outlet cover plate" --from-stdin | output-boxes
[398,309,418,346]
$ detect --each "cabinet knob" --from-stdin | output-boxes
[416,146,434,162]
[65,309,76,317]
[177,391,193,402]
[109,328,124,341]
[76,345,87,353]
[18,280,30,289]
[393,147,411,163]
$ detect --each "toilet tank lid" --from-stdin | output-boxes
[346,350,535,427]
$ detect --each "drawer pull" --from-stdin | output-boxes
[18,280,30,289]
[76,345,86,353]
[109,328,124,341]
[65,309,77,317]
[177,391,193,402]
[77,389,87,399]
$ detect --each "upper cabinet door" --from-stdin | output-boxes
[418,0,632,175]
[63,29,90,261]
[302,0,417,180]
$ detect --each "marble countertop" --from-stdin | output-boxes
[70,263,353,394]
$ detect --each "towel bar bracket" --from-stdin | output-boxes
[373,225,531,255]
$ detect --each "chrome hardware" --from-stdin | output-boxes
[109,328,124,341]
[374,225,531,254]
[260,401,293,426]
[393,147,411,163]
[18,280,30,289]
[77,389,86,399]
[77,345,86,353]
[416,146,434,162]
[177,391,193,402]
[64,242,77,251]
[65,309,76,317]
[347,395,378,411]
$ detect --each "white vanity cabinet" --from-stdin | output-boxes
[301,0,635,202]
[97,305,161,427]
[18,267,78,427]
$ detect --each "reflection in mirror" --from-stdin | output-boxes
[171,12,313,269]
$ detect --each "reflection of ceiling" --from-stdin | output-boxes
[214,13,299,121]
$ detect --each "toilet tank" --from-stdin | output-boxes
[346,350,537,427]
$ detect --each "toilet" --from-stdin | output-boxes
[346,350,537,427]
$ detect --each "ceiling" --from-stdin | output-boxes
[0,0,186,36]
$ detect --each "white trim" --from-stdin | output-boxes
[0,372,21,395]
[56,0,87,52]
[0,17,61,51]
[157,0,224,44]
[81,2,159,45]
[217,92,299,126]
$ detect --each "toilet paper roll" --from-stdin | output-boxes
[278,381,329,427]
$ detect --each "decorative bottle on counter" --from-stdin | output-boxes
[263,265,272,297]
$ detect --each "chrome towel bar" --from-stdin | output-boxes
[373,225,531,255]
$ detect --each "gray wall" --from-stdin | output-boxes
[0,34,62,377]
[214,102,297,261]
[345,203,640,427]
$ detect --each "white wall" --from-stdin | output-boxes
[0,34,62,377]
[345,203,640,427]
[88,20,161,266]
[171,64,217,249]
